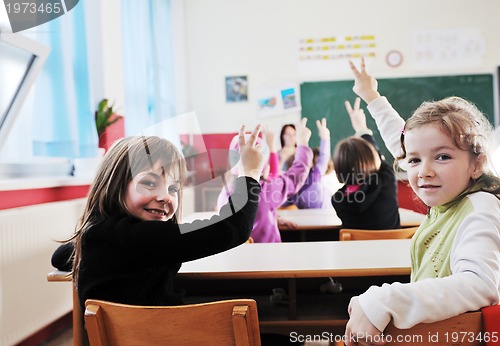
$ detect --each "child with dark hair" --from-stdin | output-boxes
[51,126,266,312]
[278,123,297,171]
[285,118,332,209]
[217,119,313,242]
[331,97,400,229]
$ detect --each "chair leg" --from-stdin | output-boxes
[72,285,88,346]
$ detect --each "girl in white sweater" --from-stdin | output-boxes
[345,57,500,345]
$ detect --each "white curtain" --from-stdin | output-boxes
[121,0,176,135]
[32,1,97,158]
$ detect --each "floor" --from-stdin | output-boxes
[38,328,72,346]
[38,327,331,346]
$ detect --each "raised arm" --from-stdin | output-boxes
[345,97,383,156]
[261,118,313,209]
[315,118,331,175]
[264,127,280,177]
[237,124,266,181]
[348,57,380,104]
[345,97,372,136]
[349,58,405,160]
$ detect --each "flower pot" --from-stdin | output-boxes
[98,116,125,151]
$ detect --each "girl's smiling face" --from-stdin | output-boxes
[125,161,181,221]
[404,125,482,207]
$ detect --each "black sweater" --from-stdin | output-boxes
[51,177,260,311]
[331,135,400,230]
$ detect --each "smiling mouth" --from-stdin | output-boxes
[419,184,441,189]
[145,208,167,217]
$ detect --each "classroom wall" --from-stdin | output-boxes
[183,0,500,134]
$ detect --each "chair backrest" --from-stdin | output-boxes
[339,226,419,241]
[84,298,261,346]
[383,311,483,345]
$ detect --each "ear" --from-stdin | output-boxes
[471,153,487,179]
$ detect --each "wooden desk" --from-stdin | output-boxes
[277,208,425,241]
[276,208,425,229]
[178,239,411,329]
[179,239,411,278]
[47,272,86,346]
[48,239,410,342]
[183,208,424,241]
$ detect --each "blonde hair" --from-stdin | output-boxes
[69,136,187,284]
[397,97,494,171]
[397,96,499,194]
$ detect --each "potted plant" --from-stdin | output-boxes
[95,98,124,150]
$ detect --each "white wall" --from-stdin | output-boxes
[183,0,500,134]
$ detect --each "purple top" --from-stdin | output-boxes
[287,138,330,209]
[217,145,313,242]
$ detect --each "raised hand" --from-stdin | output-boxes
[238,125,266,181]
[345,97,369,133]
[349,57,381,104]
[316,118,330,140]
[263,127,276,153]
[295,117,312,146]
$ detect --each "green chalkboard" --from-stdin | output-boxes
[301,74,495,164]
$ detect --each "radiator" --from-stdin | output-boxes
[0,198,86,346]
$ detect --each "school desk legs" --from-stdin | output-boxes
[72,285,88,346]
[288,278,297,320]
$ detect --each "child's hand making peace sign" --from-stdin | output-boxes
[349,57,381,104]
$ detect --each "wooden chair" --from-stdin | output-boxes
[383,311,484,345]
[84,298,261,346]
[336,310,487,346]
[278,204,299,210]
[47,270,87,346]
[339,226,419,241]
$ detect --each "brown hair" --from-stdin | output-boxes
[69,136,187,284]
[280,124,296,148]
[333,136,379,184]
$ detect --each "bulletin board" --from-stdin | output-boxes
[301,74,495,165]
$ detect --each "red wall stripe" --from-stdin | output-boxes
[0,185,90,210]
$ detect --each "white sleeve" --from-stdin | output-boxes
[358,193,500,331]
[366,96,405,161]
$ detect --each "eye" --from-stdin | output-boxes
[436,154,451,161]
[407,157,420,165]
[139,179,157,189]
[168,185,180,194]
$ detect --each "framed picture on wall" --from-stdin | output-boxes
[256,82,301,118]
[225,76,248,102]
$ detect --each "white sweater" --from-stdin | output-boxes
[356,96,500,331]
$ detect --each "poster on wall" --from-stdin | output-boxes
[297,34,377,78]
[412,28,484,69]
[256,82,301,118]
[225,76,248,102]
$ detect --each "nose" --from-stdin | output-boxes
[418,160,435,178]
[154,185,172,204]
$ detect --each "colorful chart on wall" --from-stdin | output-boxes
[255,82,301,118]
[297,33,377,77]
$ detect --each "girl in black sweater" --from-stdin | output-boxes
[52,125,265,312]
[331,97,400,230]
